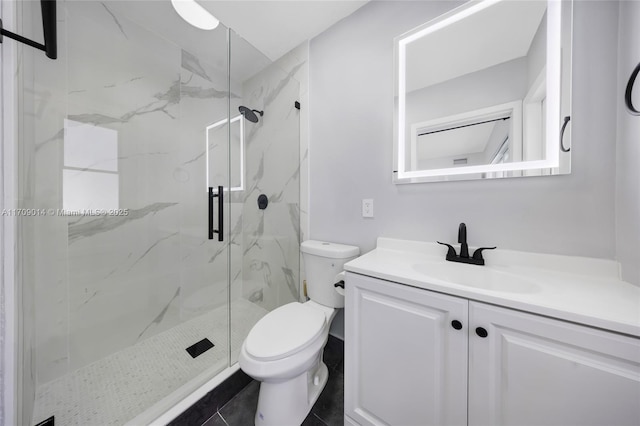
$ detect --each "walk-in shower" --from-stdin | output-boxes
[13,1,301,424]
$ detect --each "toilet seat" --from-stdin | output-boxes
[245,302,326,361]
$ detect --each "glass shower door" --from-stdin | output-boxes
[227,29,302,365]
[17,1,302,424]
[17,1,234,424]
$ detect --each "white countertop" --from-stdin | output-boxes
[344,238,640,337]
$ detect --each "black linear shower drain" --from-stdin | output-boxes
[186,338,214,358]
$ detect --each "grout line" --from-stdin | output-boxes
[217,410,230,426]
[217,381,258,425]
[312,412,329,425]
[218,379,256,413]
[200,412,219,426]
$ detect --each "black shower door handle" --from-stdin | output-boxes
[208,186,223,241]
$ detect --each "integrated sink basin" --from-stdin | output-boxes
[343,238,639,337]
[412,261,540,293]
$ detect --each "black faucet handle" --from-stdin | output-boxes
[437,241,457,260]
[472,246,497,261]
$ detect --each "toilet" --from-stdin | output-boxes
[238,240,359,426]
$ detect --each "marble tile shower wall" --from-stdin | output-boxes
[238,46,304,313]
[21,2,243,386]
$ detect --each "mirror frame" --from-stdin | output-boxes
[393,0,570,184]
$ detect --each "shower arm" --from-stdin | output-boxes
[0,0,57,60]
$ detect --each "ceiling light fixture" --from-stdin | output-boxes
[171,0,219,30]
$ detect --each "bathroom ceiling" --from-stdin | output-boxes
[105,1,367,82]
[200,1,370,61]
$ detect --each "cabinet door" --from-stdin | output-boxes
[345,273,468,426]
[469,302,640,426]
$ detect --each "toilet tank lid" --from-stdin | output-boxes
[301,240,359,259]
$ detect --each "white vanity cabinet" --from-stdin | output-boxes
[345,272,640,426]
[344,272,468,426]
[468,302,640,426]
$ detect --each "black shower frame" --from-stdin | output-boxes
[0,0,57,60]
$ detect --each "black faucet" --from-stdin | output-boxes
[437,223,496,266]
[458,223,469,258]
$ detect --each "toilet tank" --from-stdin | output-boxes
[301,240,359,308]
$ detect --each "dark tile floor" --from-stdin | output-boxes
[202,336,344,426]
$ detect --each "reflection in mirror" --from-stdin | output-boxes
[394,0,572,183]
[206,115,244,191]
[410,101,521,172]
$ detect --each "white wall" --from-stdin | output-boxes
[310,0,618,258]
[309,1,622,336]
[309,1,640,336]
[615,1,640,284]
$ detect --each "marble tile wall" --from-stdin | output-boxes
[21,2,237,386]
[177,46,244,324]
[237,45,304,320]
[287,43,311,300]
[65,1,184,373]
[264,42,309,303]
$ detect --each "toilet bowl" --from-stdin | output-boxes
[238,240,359,426]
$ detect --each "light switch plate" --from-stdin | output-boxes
[362,199,374,218]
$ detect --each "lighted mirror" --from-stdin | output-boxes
[394,0,573,183]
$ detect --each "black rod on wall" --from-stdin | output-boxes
[0,0,57,60]
[417,116,510,137]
